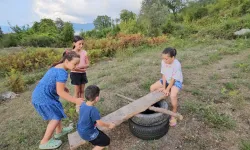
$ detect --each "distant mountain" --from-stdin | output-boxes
[0,23,95,34]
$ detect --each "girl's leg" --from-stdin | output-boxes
[74,85,81,98]
[80,84,85,98]
[92,146,105,150]
[170,86,179,113]
[40,120,60,144]
[55,120,62,134]
[75,85,81,113]
[150,81,163,92]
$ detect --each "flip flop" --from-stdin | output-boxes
[169,116,177,127]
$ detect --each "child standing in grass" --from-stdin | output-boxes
[77,85,115,150]
[150,47,183,127]
[69,36,90,113]
[32,51,84,149]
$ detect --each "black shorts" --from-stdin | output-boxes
[89,129,110,147]
[70,72,88,85]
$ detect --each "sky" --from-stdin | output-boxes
[0,0,143,26]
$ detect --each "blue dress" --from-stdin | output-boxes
[32,67,68,120]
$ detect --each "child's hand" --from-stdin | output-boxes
[75,98,84,105]
[108,123,115,129]
[64,87,69,93]
[163,89,170,96]
[157,88,165,92]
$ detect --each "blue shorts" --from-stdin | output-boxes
[160,79,182,90]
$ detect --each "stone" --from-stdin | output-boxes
[0,91,18,101]
[234,28,250,36]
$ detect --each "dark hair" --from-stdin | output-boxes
[63,49,71,57]
[85,85,100,101]
[73,35,84,49]
[162,47,177,57]
[51,51,80,67]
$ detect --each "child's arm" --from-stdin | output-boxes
[164,78,175,96]
[96,120,115,129]
[77,53,90,69]
[56,82,83,105]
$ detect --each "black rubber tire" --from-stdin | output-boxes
[129,119,170,140]
[130,100,169,126]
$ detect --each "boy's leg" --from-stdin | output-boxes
[92,146,105,150]
[150,81,163,92]
[40,120,60,144]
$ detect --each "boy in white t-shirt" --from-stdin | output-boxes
[150,47,183,127]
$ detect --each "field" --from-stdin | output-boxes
[0,37,250,150]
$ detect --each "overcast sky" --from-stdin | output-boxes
[0,0,143,26]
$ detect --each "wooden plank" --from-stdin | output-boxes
[115,93,183,120]
[148,106,183,120]
[68,92,166,150]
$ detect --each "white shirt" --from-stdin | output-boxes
[161,59,183,83]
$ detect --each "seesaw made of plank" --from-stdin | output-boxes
[68,92,166,150]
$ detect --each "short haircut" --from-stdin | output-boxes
[85,85,100,101]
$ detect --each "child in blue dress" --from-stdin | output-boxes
[32,51,84,149]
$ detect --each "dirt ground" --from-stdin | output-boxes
[1,39,250,150]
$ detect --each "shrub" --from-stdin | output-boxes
[6,69,26,93]
[21,35,56,47]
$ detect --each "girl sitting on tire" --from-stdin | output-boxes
[150,47,183,127]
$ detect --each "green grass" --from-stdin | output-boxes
[1,38,250,149]
[224,82,237,90]
[183,101,236,129]
[240,140,250,150]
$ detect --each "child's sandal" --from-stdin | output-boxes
[54,126,74,139]
[39,139,62,149]
[169,117,177,127]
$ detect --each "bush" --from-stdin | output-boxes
[0,48,61,77]
[241,1,250,15]
[193,7,208,20]
[21,35,56,47]
[1,34,19,47]
[6,69,26,93]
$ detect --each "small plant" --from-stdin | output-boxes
[209,74,220,80]
[224,82,237,90]
[191,89,203,96]
[234,62,250,72]
[183,101,235,129]
[240,140,250,150]
[140,79,153,91]
[6,69,26,93]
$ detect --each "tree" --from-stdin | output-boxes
[0,27,3,38]
[39,19,58,35]
[139,0,169,36]
[160,0,184,20]
[120,9,136,22]
[55,18,64,32]
[32,22,40,32]
[61,22,74,46]
[93,15,112,30]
